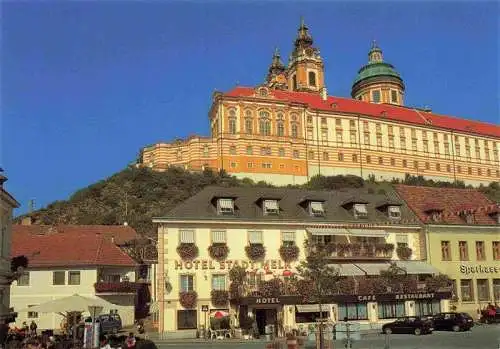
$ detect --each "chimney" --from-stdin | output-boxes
[321,87,328,101]
[21,216,32,226]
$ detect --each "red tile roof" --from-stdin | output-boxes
[394,185,499,225]
[224,86,500,138]
[11,225,139,267]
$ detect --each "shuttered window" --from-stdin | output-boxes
[211,230,226,244]
[180,230,195,243]
[248,231,263,244]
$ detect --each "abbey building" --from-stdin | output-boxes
[137,20,499,186]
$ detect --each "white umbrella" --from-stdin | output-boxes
[18,294,110,313]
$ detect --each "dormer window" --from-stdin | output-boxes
[388,206,401,220]
[309,201,325,217]
[217,198,234,215]
[263,200,279,216]
[354,204,368,219]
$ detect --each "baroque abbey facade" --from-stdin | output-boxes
[137,20,499,186]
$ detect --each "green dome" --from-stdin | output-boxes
[353,62,402,86]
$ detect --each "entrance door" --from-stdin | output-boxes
[256,310,266,335]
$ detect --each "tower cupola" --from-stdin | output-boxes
[266,48,287,90]
[286,18,325,93]
[351,41,405,105]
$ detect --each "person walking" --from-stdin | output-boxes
[29,321,37,337]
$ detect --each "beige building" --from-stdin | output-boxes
[138,20,500,187]
[0,172,20,324]
[10,224,141,330]
[395,185,500,316]
[154,186,451,338]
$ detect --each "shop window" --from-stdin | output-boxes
[414,300,440,316]
[177,310,197,330]
[493,279,500,301]
[460,279,473,301]
[338,303,368,320]
[441,241,451,261]
[17,272,30,286]
[477,279,490,301]
[180,275,194,292]
[476,241,486,261]
[53,271,65,285]
[27,305,38,319]
[459,241,469,261]
[378,302,405,319]
[493,241,500,260]
[212,274,226,291]
[68,271,81,286]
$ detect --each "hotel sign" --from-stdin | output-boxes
[459,265,499,275]
[174,259,291,271]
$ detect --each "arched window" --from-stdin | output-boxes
[276,113,284,137]
[309,71,316,86]
[291,124,298,138]
[244,110,253,134]
[228,109,237,135]
[292,75,297,90]
[259,111,271,136]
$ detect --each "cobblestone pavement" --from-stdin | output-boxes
[153,324,500,349]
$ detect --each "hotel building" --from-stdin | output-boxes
[138,20,500,186]
[154,186,451,337]
[395,185,500,316]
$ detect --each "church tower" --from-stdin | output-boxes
[265,48,288,90]
[286,18,326,94]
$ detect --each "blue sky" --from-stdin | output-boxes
[1,1,498,215]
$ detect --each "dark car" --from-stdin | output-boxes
[431,312,474,332]
[97,313,123,334]
[382,316,433,336]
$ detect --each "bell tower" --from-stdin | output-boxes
[287,18,325,93]
[265,48,288,90]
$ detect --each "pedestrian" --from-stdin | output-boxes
[30,321,38,337]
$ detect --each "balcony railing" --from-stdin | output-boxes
[94,282,139,295]
[308,243,395,260]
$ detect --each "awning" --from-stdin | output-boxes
[348,229,388,238]
[355,263,390,275]
[219,198,234,209]
[393,261,440,275]
[296,304,326,313]
[264,200,279,210]
[327,264,365,276]
[307,228,350,236]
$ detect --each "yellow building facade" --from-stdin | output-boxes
[154,186,451,338]
[394,185,500,317]
[138,21,500,187]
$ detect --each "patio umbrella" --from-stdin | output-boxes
[18,294,110,313]
[213,311,229,319]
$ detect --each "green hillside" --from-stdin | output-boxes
[16,166,499,236]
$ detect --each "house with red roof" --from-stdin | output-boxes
[394,185,500,316]
[136,19,499,187]
[10,223,141,330]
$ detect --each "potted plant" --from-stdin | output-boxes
[279,244,300,262]
[396,245,412,260]
[208,243,229,261]
[177,243,199,261]
[179,290,197,308]
[211,290,229,307]
[245,243,266,261]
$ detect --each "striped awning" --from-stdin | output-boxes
[393,261,440,275]
[348,229,388,238]
[296,304,326,313]
[306,227,350,236]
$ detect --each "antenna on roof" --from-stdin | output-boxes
[29,199,36,213]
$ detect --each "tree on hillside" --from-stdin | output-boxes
[296,240,341,349]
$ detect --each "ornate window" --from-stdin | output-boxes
[476,241,486,261]
[308,71,317,86]
[459,241,469,261]
[441,241,451,261]
[245,110,253,135]
[276,113,285,136]
[228,109,237,135]
[259,111,271,136]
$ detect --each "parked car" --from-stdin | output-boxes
[431,312,474,332]
[97,313,123,334]
[382,316,433,335]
